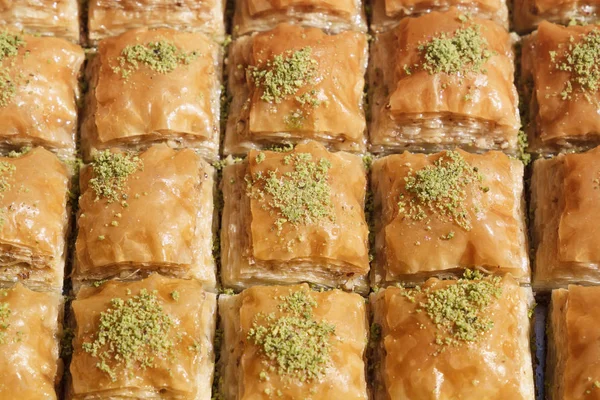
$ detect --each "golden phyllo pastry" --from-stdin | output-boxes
[547,285,600,400]
[522,22,600,155]
[67,275,217,399]
[225,24,368,155]
[221,141,370,293]
[0,284,62,399]
[0,32,84,158]
[514,0,600,33]
[370,273,535,400]
[0,148,70,293]
[371,149,529,287]
[88,0,225,45]
[81,28,221,162]
[531,147,600,290]
[232,0,367,37]
[0,0,80,42]
[74,144,215,290]
[369,9,519,155]
[217,284,369,399]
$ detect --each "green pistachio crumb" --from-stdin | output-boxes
[255,152,266,164]
[97,235,105,241]
[89,150,143,204]
[283,108,306,129]
[0,32,25,108]
[0,301,10,344]
[170,291,179,301]
[93,279,107,287]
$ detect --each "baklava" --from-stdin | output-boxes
[372,149,529,287]
[531,147,600,290]
[514,0,600,33]
[0,32,84,158]
[369,9,520,155]
[225,23,368,155]
[221,141,370,293]
[67,274,216,399]
[81,28,221,162]
[88,0,226,45]
[370,273,535,399]
[0,284,62,399]
[521,22,600,155]
[0,148,70,293]
[218,284,369,399]
[74,144,215,290]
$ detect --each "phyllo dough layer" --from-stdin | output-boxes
[0,148,70,293]
[88,0,225,45]
[225,24,368,155]
[221,141,370,293]
[370,274,535,400]
[217,284,368,399]
[531,147,600,290]
[74,144,215,290]
[82,28,221,162]
[232,0,367,37]
[522,22,600,155]
[369,9,519,155]
[0,284,62,400]
[68,274,217,400]
[0,0,80,42]
[514,0,600,33]
[371,149,529,287]
[0,32,84,158]
[548,285,600,400]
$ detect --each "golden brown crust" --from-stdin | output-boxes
[81,28,221,163]
[371,150,529,286]
[513,0,600,33]
[225,24,368,155]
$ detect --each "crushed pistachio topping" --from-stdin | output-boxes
[170,291,180,301]
[0,301,10,344]
[0,161,16,229]
[549,29,600,101]
[82,289,178,381]
[246,152,335,233]
[247,290,335,382]
[0,31,25,108]
[89,150,143,204]
[113,40,199,79]
[398,151,487,232]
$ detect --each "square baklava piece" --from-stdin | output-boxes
[88,0,225,45]
[514,0,599,33]
[221,141,370,293]
[0,0,80,42]
[370,274,535,399]
[0,284,62,399]
[521,22,600,155]
[81,28,221,162]
[0,148,70,293]
[67,274,216,399]
[369,9,520,155]
[218,284,368,399]
[371,0,508,33]
[372,149,529,287]
[531,146,600,290]
[232,0,367,37]
[548,285,600,400]
[225,24,368,155]
[74,144,215,290]
[0,32,84,158]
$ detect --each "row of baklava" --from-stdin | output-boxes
[1,12,599,160]
[2,272,597,399]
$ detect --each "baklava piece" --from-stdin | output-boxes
[521,22,600,155]
[232,0,367,37]
[225,24,368,155]
[0,148,70,293]
[531,147,600,290]
[0,0,80,42]
[514,0,599,33]
[218,284,368,399]
[88,0,225,45]
[81,28,221,162]
[221,141,370,293]
[370,274,535,399]
[371,0,508,33]
[74,144,215,290]
[547,285,600,400]
[369,9,520,155]
[371,149,529,287]
[67,275,216,399]
[0,32,84,158]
